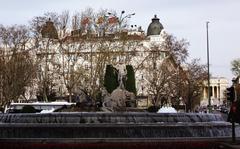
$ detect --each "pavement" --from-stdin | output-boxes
[218,140,240,149]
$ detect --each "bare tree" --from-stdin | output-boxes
[184,59,208,111]
[133,33,189,107]
[0,25,37,106]
[29,12,61,102]
[146,58,178,107]
[231,58,240,77]
[59,8,141,102]
[58,41,88,102]
[162,33,189,64]
[25,8,142,104]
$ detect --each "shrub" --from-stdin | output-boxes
[104,65,119,93]
[147,106,159,113]
[125,65,137,95]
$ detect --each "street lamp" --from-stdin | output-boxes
[108,10,135,32]
[206,21,211,111]
[218,79,221,105]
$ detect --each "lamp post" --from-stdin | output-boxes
[107,11,135,64]
[108,10,135,32]
[218,79,220,105]
[118,11,135,31]
[206,21,211,112]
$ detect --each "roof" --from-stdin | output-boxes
[147,15,164,36]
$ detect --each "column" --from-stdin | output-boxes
[206,87,209,99]
[203,87,206,99]
[214,86,218,98]
[212,86,214,98]
[218,85,221,104]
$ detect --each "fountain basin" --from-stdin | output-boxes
[0,112,225,123]
[0,122,233,138]
[0,112,238,149]
[0,112,237,138]
[0,138,225,149]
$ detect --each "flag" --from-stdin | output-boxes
[108,17,118,24]
[97,16,104,24]
[81,17,89,25]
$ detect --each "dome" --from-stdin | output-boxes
[41,18,58,39]
[147,15,164,36]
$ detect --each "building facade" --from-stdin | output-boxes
[0,14,186,106]
[34,15,179,103]
[201,77,228,106]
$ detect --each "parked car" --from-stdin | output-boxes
[220,106,229,114]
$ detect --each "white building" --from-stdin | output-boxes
[201,77,228,106]
[0,15,186,105]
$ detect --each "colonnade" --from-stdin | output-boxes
[203,86,221,100]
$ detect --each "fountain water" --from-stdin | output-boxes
[157,106,177,113]
[0,112,238,149]
[0,65,236,148]
[102,63,136,112]
[0,112,237,138]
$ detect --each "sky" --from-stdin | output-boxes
[0,0,239,82]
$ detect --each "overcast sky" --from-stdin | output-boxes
[0,0,239,82]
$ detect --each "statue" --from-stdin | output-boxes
[102,63,136,112]
[116,61,127,89]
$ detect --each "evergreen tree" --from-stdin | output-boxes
[104,65,119,93]
[125,65,137,95]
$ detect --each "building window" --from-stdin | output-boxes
[85,64,89,70]
[153,62,156,69]
[83,54,88,61]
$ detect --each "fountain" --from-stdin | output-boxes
[157,106,177,113]
[102,63,136,112]
[0,66,238,148]
[0,112,238,148]
[0,112,237,138]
